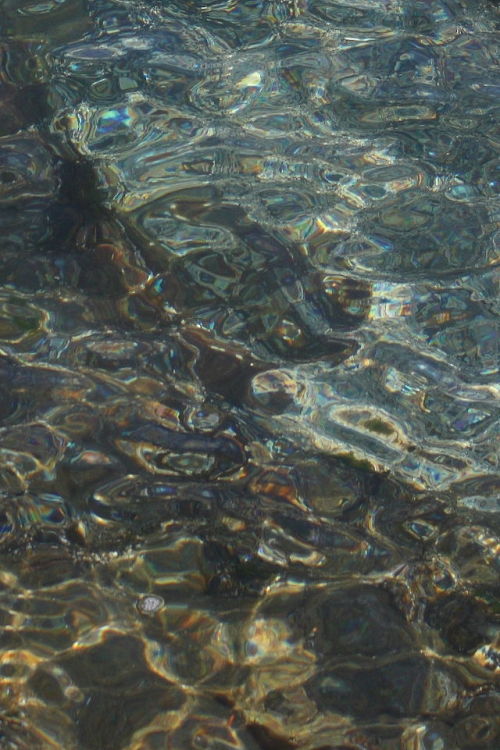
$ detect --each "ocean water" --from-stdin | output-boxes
[0,1,498,748]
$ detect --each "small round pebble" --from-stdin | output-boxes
[136,594,165,615]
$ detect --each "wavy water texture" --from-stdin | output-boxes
[0,1,499,749]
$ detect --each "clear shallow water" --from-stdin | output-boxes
[0,1,498,748]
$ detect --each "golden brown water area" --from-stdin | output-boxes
[0,1,498,748]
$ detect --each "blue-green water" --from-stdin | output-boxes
[0,1,498,748]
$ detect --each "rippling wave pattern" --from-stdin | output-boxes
[0,1,499,748]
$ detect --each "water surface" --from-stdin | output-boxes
[0,1,498,748]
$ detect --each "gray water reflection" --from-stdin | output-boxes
[0,1,498,748]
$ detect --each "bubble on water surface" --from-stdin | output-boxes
[136,594,165,616]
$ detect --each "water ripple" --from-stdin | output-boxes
[0,1,499,748]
